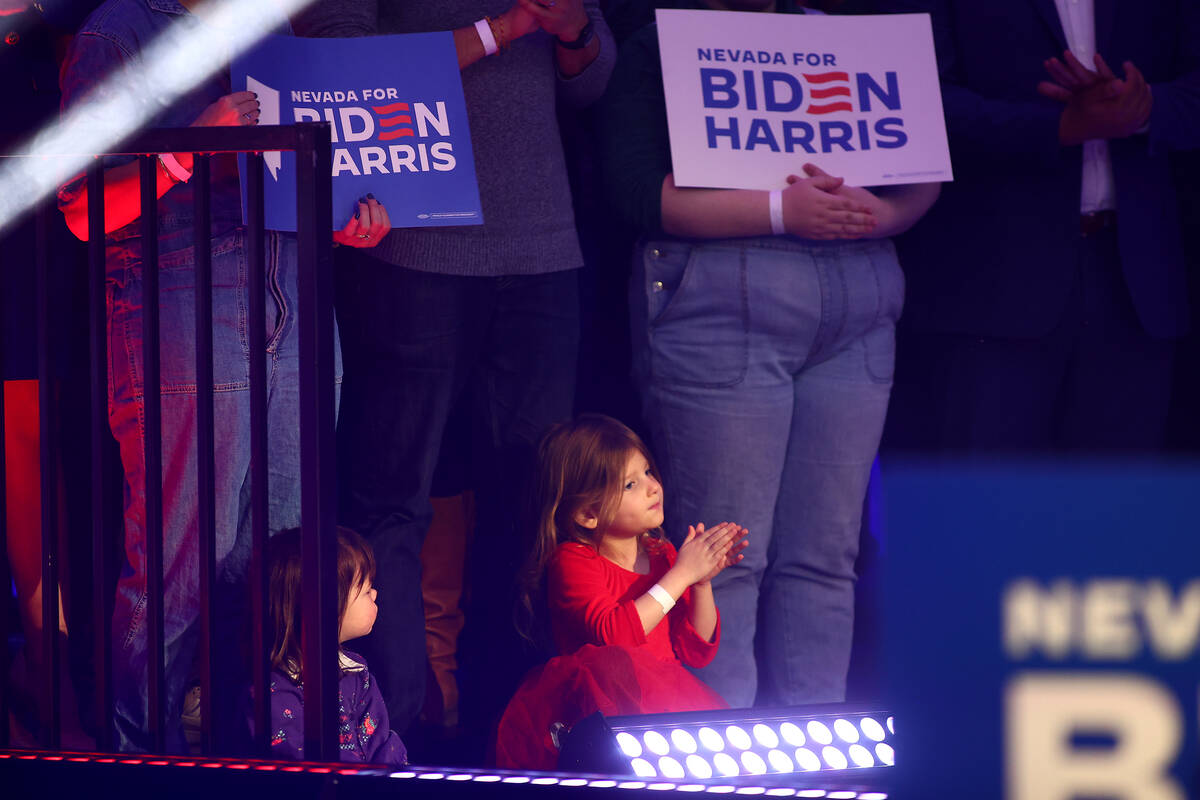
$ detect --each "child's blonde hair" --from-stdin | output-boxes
[518,414,665,630]
[267,526,376,680]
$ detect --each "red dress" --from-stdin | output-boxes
[496,539,728,770]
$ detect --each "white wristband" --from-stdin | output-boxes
[646,583,676,615]
[768,189,785,236]
[475,18,499,56]
[158,153,192,184]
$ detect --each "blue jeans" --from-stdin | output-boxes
[630,236,902,708]
[107,229,313,752]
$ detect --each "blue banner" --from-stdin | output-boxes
[880,461,1200,799]
[232,32,482,231]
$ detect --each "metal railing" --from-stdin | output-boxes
[1,122,340,760]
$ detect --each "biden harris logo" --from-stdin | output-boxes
[695,48,908,155]
[246,75,459,179]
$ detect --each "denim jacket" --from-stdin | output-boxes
[57,0,248,255]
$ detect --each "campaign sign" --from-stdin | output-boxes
[656,9,951,189]
[232,33,482,230]
[879,461,1200,799]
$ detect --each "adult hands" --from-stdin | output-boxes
[1037,52,1153,145]
[516,0,589,41]
[782,169,876,240]
[674,521,748,587]
[333,194,391,248]
[496,1,541,43]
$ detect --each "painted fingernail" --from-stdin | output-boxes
[252,92,258,98]
[358,196,367,204]
[366,193,375,200]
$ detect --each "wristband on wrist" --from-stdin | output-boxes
[475,17,499,56]
[646,583,676,615]
[158,153,192,184]
[769,189,785,235]
[556,18,595,50]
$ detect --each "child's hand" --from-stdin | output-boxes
[692,522,748,586]
[674,521,748,587]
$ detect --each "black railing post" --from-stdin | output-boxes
[245,151,271,756]
[36,202,61,750]
[139,154,166,753]
[0,210,7,752]
[193,153,217,756]
[295,122,338,762]
[87,160,113,753]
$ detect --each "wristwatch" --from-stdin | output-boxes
[556,19,595,50]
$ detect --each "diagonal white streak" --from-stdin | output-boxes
[0,0,312,235]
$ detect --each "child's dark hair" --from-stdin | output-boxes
[268,525,376,679]
[517,414,665,636]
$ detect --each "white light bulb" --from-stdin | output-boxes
[672,729,699,754]
[726,725,752,750]
[617,732,643,758]
[821,746,848,770]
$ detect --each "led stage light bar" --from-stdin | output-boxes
[558,707,895,781]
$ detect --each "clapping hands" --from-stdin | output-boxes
[676,521,749,587]
[1038,51,1153,145]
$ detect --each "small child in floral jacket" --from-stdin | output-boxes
[258,527,407,765]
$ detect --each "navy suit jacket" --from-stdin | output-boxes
[887,0,1200,338]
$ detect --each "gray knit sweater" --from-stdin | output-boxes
[295,1,615,276]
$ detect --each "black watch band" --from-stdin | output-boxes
[556,19,595,50]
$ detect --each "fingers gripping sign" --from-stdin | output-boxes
[192,90,260,128]
[333,194,392,248]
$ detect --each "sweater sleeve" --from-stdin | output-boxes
[655,542,720,668]
[293,0,378,38]
[598,23,671,235]
[549,544,647,648]
[556,1,617,109]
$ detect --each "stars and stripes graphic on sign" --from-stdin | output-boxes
[374,102,415,140]
[803,71,852,114]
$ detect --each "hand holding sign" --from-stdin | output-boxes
[333,194,392,248]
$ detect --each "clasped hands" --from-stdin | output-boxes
[676,521,750,587]
[503,0,590,43]
[1039,51,1153,146]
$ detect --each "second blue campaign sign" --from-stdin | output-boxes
[232,32,482,230]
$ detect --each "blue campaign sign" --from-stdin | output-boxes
[231,33,482,231]
[879,461,1200,799]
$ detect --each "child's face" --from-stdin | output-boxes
[602,450,665,540]
[339,576,378,644]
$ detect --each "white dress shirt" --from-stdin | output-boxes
[1053,0,1117,213]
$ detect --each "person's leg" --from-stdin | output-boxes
[333,250,483,735]
[458,270,580,730]
[108,232,253,752]
[758,241,901,706]
[630,240,800,708]
[1057,230,1176,451]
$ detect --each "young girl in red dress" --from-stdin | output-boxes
[497,414,748,769]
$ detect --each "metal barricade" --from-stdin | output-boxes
[1,122,339,760]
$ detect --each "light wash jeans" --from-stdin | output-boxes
[107,228,314,751]
[630,236,903,708]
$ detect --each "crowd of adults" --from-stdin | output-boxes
[3,0,1200,764]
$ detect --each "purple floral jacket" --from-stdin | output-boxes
[262,650,407,766]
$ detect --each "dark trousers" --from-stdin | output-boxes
[333,249,579,735]
[885,228,1176,454]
